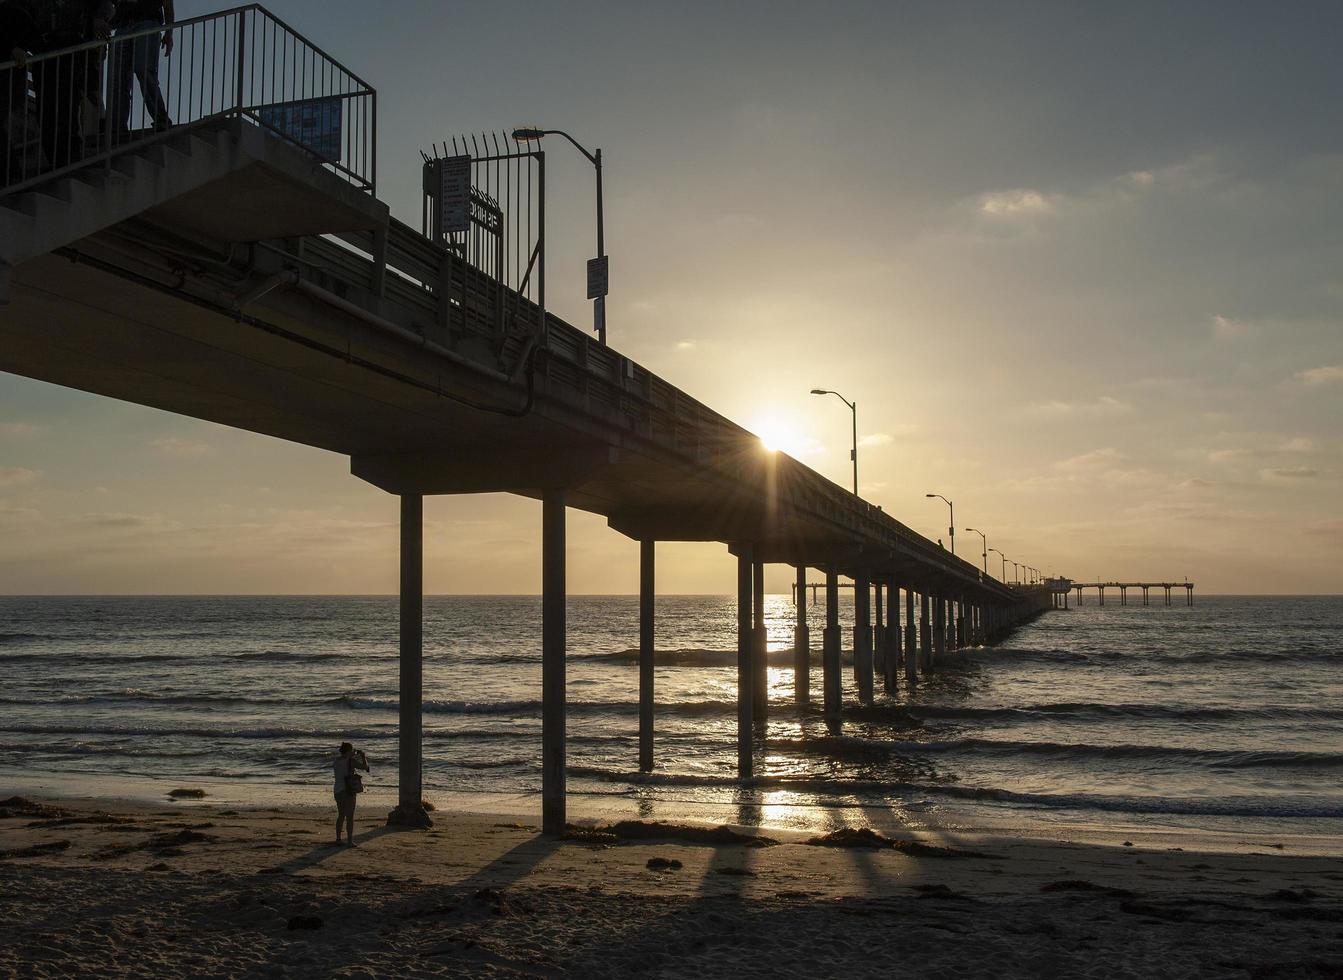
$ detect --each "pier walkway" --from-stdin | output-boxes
[2,6,1050,833]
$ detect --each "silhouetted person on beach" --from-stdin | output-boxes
[109,0,172,138]
[333,741,369,845]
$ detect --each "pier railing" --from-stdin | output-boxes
[0,4,375,196]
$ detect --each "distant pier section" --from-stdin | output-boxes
[1064,581,1195,607]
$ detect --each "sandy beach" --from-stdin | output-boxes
[3,792,1341,979]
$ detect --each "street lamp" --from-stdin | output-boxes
[925,493,954,556]
[965,527,988,574]
[511,127,607,345]
[989,548,1008,582]
[1009,560,1020,584]
[810,388,857,495]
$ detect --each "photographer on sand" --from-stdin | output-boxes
[332,742,369,846]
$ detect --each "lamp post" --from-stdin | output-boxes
[511,127,607,345]
[965,527,988,574]
[989,548,1008,582]
[1009,560,1020,584]
[810,388,857,495]
[925,493,954,556]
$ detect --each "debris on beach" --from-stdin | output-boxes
[0,797,69,820]
[646,857,684,871]
[167,789,207,799]
[0,840,72,860]
[605,821,779,848]
[1040,879,1137,899]
[804,827,999,858]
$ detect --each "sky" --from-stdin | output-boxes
[2,0,1342,594]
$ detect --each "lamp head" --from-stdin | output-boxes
[809,388,828,396]
[511,128,546,143]
[925,493,936,498]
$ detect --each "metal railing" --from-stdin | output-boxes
[1,4,374,197]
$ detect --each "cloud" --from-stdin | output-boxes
[674,340,697,351]
[0,467,40,488]
[857,433,894,448]
[1261,467,1320,481]
[1124,170,1155,188]
[1026,396,1133,418]
[1207,448,1254,464]
[1297,365,1343,386]
[150,437,215,458]
[977,188,1057,218]
[1211,314,1253,341]
[1054,447,1126,471]
[1279,437,1316,454]
[0,422,44,438]
[1177,477,1215,490]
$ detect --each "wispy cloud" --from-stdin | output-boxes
[1297,364,1343,385]
[1261,466,1321,481]
[857,432,894,448]
[150,437,215,458]
[0,422,44,438]
[1025,396,1133,418]
[1210,314,1253,341]
[977,188,1057,218]
[0,466,40,489]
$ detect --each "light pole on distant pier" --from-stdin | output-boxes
[965,527,988,574]
[511,127,607,345]
[989,548,1008,582]
[810,388,858,494]
[926,493,954,556]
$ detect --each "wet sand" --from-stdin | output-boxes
[2,793,1341,978]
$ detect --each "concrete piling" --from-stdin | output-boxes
[920,593,932,672]
[905,589,917,686]
[638,539,654,773]
[823,568,841,732]
[388,493,431,828]
[752,559,767,726]
[793,565,809,704]
[541,489,567,836]
[736,545,754,778]
[854,574,873,704]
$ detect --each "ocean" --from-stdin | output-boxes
[2,594,1340,836]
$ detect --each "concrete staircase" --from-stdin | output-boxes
[0,125,243,301]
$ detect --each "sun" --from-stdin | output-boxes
[751,415,803,456]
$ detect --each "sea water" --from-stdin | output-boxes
[1,594,1340,836]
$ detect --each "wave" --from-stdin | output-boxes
[845,701,1343,725]
[336,695,751,719]
[765,734,1343,770]
[966,646,1340,666]
[0,632,45,645]
[234,650,351,663]
[0,690,306,708]
[564,766,1343,819]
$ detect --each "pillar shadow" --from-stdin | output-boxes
[277,825,396,874]
[452,832,563,893]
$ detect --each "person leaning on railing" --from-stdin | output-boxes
[27,0,114,170]
[109,0,173,138]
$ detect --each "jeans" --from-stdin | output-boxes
[110,20,170,137]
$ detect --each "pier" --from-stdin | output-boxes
[3,7,1055,834]
[1071,582,1195,607]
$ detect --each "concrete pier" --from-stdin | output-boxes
[854,574,873,704]
[905,589,917,686]
[793,565,809,704]
[873,584,885,675]
[752,559,767,726]
[736,546,754,778]
[823,568,841,731]
[638,540,654,772]
[387,493,432,828]
[541,489,567,836]
[920,593,932,672]
[882,584,899,696]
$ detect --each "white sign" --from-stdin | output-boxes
[586,255,609,299]
[439,155,471,235]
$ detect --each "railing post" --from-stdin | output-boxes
[235,8,247,113]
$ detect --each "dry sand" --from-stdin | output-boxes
[2,793,1341,979]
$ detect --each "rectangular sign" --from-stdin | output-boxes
[586,255,609,299]
[438,155,472,235]
[257,97,343,162]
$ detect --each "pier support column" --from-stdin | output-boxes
[853,575,873,704]
[919,593,932,673]
[752,560,768,726]
[933,598,946,665]
[905,589,918,684]
[793,566,810,704]
[541,489,568,836]
[873,584,885,676]
[956,599,966,651]
[736,545,754,778]
[823,568,841,732]
[638,540,655,773]
[883,585,900,696]
[388,494,432,829]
